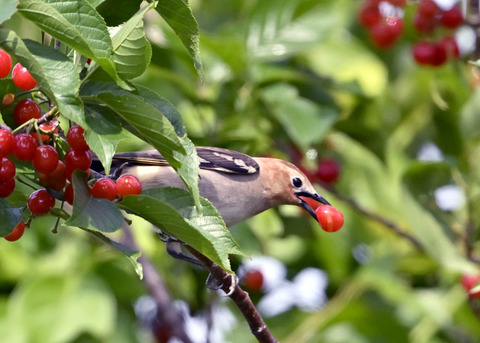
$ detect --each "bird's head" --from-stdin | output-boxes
[256,158,330,221]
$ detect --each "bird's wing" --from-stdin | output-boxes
[111,147,259,175]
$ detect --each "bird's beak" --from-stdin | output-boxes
[295,191,330,221]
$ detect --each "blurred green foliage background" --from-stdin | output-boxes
[2,0,480,342]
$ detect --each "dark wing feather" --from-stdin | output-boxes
[109,147,259,175]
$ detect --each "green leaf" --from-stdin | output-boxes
[111,2,153,80]
[16,0,124,86]
[0,32,84,125]
[0,0,18,24]
[173,136,201,208]
[86,229,143,278]
[83,103,123,175]
[80,81,185,167]
[402,162,452,197]
[260,83,338,149]
[96,0,143,26]
[119,187,243,272]
[402,190,476,274]
[134,84,186,136]
[156,0,203,78]
[65,171,124,232]
[0,199,23,237]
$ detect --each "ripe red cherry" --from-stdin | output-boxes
[413,13,437,33]
[301,196,322,213]
[430,42,448,67]
[315,158,340,184]
[64,183,74,205]
[12,63,37,91]
[116,174,142,198]
[0,157,15,182]
[13,99,41,126]
[461,274,480,298]
[0,50,12,78]
[65,149,92,180]
[412,41,436,65]
[31,122,58,143]
[0,178,15,197]
[4,221,26,242]
[66,125,89,151]
[91,178,118,201]
[0,129,14,156]
[440,6,463,29]
[359,3,381,29]
[440,35,460,58]
[33,145,59,174]
[13,133,37,161]
[418,0,439,18]
[38,160,67,191]
[243,269,264,292]
[370,17,403,49]
[28,189,55,215]
[315,205,344,232]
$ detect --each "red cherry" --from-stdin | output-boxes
[418,0,439,18]
[12,63,37,91]
[0,157,15,182]
[359,3,381,29]
[116,174,142,198]
[38,160,67,191]
[440,35,460,58]
[430,42,448,67]
[413,13,437,33]
[461,274,480,298]
[315,205,344,232]
[90,178,118,201]
[440,6,463,29]
[28,189,55,215]
[4,221,26,242]
[315,158,340,184]
[370,16,403,49]
[33,145,59,174]
[243,269,264,292]
[0,178,15,197]
[66,125,89,151]
[64,183,74,205]
[13,133,37,161]
[65,149,92,180]
[412,41,436,65]
[13,99,41,126]
[301,196,322,213]
[31,122,58,143]
[0,129,14,157]
[0,50,12,78]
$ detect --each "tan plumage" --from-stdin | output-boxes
[109,147,329,227]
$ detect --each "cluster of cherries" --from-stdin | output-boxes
[0,49,142,242]
[359,0,465,67]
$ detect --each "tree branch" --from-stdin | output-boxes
[323,184,425,251]
[186,246,279,343]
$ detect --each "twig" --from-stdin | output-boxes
[323,184,425,251]
[122,224,193,343]
[186,246,279,343]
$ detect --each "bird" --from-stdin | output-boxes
[105,146,331,227]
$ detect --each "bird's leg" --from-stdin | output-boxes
[157,232,203,266]
[205,273,239,295]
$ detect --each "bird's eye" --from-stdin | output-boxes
[292,177,303,188]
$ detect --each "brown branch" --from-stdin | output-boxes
[323,184,424,251]
[186,246,279,343]
[122,225,193,343]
